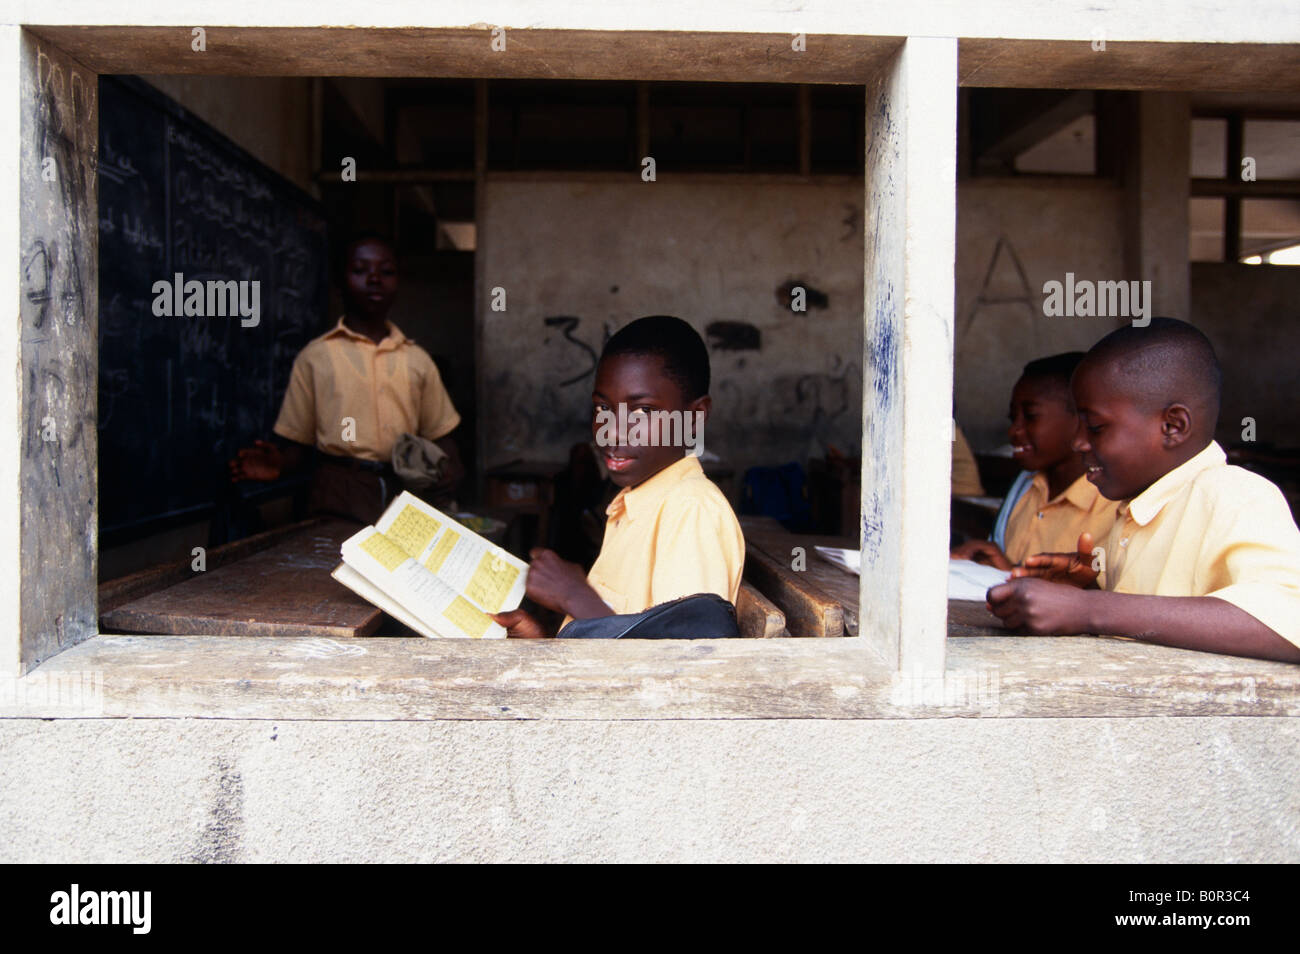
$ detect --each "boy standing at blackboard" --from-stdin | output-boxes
[229,232,464,524]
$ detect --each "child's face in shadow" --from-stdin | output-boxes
[1007,375,1080,475]
[343,239,398,320]
[591,353,709,489]
[1071,361,1169,500]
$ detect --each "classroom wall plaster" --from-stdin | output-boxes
[478,178,866,483]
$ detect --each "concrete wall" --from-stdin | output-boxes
[1191,263,1300,448]
[478,178,865,482]
[955,178,1128,452]
[955,195,1300,453]
[2,716,1295,862]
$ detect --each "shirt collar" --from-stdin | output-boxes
[1031,471,1099,511]
[1063,473,1101,511]
[606,454,703,523]
[1124,441,1226,526]
[324,316,409,350]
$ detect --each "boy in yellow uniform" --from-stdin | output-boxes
[493,315,745,637]
[988,318,1300,663]
[229,233,464,523]
[954,352,1119,568]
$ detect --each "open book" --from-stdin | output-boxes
[332,491,528,638]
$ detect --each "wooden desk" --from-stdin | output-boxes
[740,516,1006,638]
[100,518,383,638]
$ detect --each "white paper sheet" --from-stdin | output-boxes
[948,559,1011,602]
[814,546,861,575]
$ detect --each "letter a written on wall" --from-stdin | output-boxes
[960,236,1037,341]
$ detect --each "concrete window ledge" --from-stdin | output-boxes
[3,635,1298,720]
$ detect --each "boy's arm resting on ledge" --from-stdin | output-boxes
[986,578,1300,664]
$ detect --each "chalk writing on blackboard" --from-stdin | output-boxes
[97,76,328,535]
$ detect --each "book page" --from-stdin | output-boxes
[331,563,441,640]
[341,526,505,638]
[948,559,1011,602]
[374,492,528,614]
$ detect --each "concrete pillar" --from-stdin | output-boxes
[1,26,20,674]
[1124,92,1191,319]
[10,31,99,672]
[861,37,956,672]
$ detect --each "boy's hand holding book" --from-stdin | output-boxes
[491,549,613,637]
[492,608,548,638]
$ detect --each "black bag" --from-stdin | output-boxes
[557,593,740,639]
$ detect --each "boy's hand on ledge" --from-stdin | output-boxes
[228,439,283,482]
[1012,532,1099,588]
[492,608,549,638]
[986,577,1090,635]
[951,539,1013,570]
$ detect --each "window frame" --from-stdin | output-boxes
[6,22,1300,717]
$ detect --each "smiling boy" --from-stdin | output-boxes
[954,352,1119,569]
[988,318,1300,663]
[493,315,745,638]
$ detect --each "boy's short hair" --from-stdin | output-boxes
[601,315,710,401]
[1084,317,1222,422]
[1021,351,1086,397]
[333,229,396,281]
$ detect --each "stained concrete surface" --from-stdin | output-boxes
[2,717,1296,862]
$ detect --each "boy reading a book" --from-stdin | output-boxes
[953,352,1119,569]
[493,315,745,638]
[987,318,1300,663]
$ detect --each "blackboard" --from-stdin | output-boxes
[98,76,328,536]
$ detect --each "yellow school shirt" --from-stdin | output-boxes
[1003,472,1120,565]
[1099,441,1300,647]
[273,317,460,462]
[951,425,986,497]
[585,454,746,616]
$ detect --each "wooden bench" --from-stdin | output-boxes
[740,515,1008,638]
[735,581,785,638]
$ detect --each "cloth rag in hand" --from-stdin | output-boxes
[390,432,448,490]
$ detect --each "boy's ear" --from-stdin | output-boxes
[1160,403,1193,448]
[689,394,712,424]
